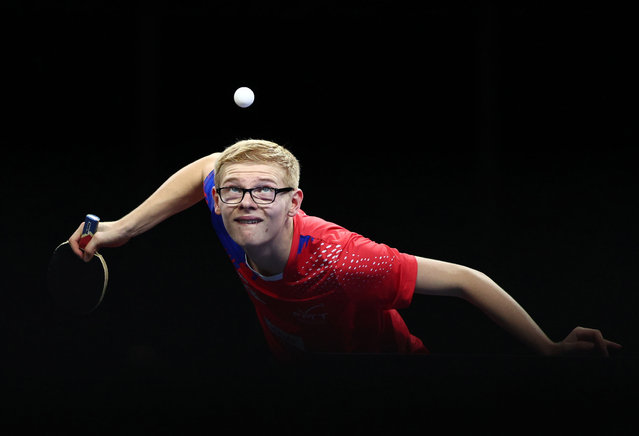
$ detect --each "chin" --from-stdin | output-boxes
[230,229,266,249]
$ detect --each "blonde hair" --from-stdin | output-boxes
[214,139,301,189]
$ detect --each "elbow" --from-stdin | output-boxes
[454,266,493,301]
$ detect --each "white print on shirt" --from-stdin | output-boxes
[294,241,396,297]
[264,316,305,351]
[337,251,394,288]
[293,304,328,325]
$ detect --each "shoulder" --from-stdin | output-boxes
[295,214,394,253]
[300,214,410,268]
[296,212,352,244]
[200,152,221,182]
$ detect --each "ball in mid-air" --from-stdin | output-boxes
[234,87,255,108]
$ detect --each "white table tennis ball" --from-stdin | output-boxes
[234,87,255,108]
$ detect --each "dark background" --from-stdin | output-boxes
[2,1,637,432]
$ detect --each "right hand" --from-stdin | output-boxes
[69,220,131,262]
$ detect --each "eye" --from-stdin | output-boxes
[228,187,243,193]
[256,186,275,194]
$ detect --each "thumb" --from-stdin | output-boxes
[81,238,99,262]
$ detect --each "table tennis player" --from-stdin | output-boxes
[68,139,621,361]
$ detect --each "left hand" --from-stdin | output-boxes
[554,326,622,357]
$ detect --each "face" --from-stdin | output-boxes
[213,162,303,250]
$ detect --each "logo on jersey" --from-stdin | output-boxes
[293,304,328,325]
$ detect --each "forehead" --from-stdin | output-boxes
[219,162,287,185]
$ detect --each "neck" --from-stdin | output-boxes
[244,217,294,277]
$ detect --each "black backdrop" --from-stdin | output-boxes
[2,1,637,432]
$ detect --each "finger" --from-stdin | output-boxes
[605,339,623,350]
[82,249,94,262]
[574,327,608,357]
[68,222,86,258]
[594,332,609,357]
[599,342,609,358]
[81,237,99,262]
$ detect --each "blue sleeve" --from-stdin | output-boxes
[203,170,245,270]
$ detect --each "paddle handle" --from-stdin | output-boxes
[79,214,100,250]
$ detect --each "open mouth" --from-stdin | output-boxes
[234,217,263,225]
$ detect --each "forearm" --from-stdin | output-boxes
[118,154,215,238]
[455,268,556,355]
[414,257,557,355]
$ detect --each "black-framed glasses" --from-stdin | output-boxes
[217,186,294,205]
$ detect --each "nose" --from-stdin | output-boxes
[238,190,258,209]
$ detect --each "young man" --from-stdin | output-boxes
[69,139,621,361]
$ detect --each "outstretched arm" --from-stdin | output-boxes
[70,152,220,261]
[413,256,621,356]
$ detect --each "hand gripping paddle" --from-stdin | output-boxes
[47,214,109,315]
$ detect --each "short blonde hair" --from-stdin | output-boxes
[214,139,301,189]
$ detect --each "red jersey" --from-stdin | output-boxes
[204,171,427,361]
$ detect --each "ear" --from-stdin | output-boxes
[213,187,222,215]
[287,189,303,217]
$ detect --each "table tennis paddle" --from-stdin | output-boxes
[47,214,109,315]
